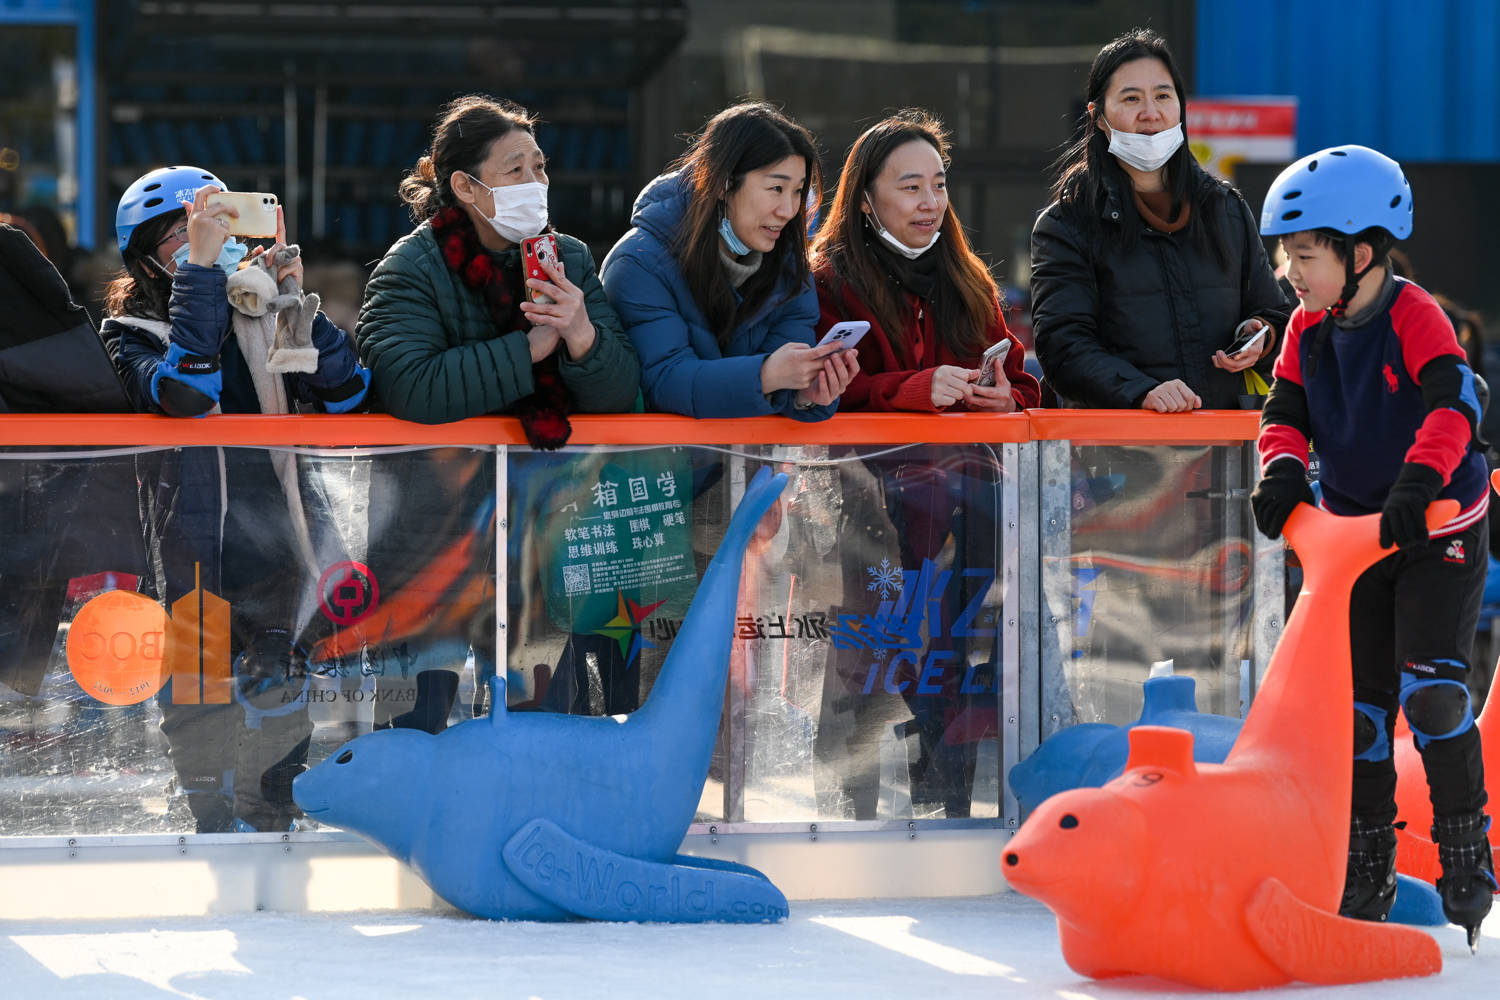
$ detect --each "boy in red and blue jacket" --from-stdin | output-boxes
[1252,145,1494,947]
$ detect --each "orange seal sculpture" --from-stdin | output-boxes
[1002,502,1447,990]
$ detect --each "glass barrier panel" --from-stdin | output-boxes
[1,439,1015,837]
[507,443,1010,826]
[0,445,496,836]
[1046,442,1258,731]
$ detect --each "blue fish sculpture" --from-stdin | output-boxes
[1008,673,1445,926]
[294,467,791,923]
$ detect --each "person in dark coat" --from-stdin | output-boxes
[101,164,370,832]
[1030,28,1290,411]
[0,223,140,699]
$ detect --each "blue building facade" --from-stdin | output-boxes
[1197,0,1500,161]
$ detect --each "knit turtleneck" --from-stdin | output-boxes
[718,247,763,289]
[866,225,940,300]
[1133,188,1191,233]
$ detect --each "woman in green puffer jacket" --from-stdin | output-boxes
[356,94,639,440]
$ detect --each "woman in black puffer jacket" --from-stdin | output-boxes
[1030,29,1289,411]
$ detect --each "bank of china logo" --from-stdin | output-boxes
[66,564,234,706]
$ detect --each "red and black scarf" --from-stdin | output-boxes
[430,206,572,449]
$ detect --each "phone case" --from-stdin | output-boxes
[977,339,1012,387]
[523,234,559,305]
[815,320,869,351]
[206,192,279,238]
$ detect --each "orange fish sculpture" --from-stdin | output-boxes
[1002,502,1448,990]
[1391,468,1500,887]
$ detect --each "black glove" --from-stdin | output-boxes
[1251,459,1314,539]
[1379,462,1445,550]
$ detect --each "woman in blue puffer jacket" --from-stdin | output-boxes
[601,102,858,419]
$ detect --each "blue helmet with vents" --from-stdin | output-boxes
[1260,145,1411,240]
[115,165,227,254]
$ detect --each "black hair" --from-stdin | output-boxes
[1308,226,1395,269]
[1048,28,1228,262]
[400,94,538,223]
[671,102,820,344]
[810,108,998,360]
[103,209,183,319]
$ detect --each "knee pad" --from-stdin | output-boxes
[1400,658,1476,748]
[1354,701,1391,763]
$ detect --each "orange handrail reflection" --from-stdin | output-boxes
[0,409,1260,447]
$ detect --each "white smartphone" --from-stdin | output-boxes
[977,338,1012,387]
[205,191,280,239]
[815,320,870,352]
[1226,326,1266,358]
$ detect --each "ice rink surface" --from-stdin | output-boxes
[1,892,1496,1000]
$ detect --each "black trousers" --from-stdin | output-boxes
[1349,516,1490,823]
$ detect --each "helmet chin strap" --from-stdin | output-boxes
[1330,234,1379,319]
[1309,234,1381,378]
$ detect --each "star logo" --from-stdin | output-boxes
[592,590,668,667]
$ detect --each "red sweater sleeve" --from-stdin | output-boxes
[814,270,1039,413]
[1393,285,1472,479]
[1258,307,1313,471]
[815,275,938,412]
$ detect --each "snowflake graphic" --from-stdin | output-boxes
[865,558,902,600]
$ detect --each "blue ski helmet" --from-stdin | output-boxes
[1260,145,1411,240]
[115,165,227,254]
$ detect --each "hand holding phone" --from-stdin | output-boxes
[205,192,280,238]
[815,320,869,352]
[976,338,1012,387]
[522,234,560,305]
[1226,326,1266,359]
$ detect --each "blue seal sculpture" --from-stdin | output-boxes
[1007,675,1240,811]
[293,467,791,923]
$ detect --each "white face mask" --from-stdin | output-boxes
[865,201,940,260]
[1105,122,1184,173]
[463,174,548,243]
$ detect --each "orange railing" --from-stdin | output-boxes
[0,410,1262,447]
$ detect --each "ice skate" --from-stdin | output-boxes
[1434,811,1497,952]
[1340,814,1397,922]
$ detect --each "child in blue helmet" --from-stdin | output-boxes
[104,165,369,415]
[1251,145,1495,946]
[102,166,371,832]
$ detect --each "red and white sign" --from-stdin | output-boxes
[1187,97,1297,181]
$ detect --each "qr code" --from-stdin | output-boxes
[563,563,591,596]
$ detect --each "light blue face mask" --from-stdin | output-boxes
[171,237,248,276]
[718,214,752,257]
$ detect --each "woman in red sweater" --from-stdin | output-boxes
[807,111,1036,821]
[810,109,1038,412]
